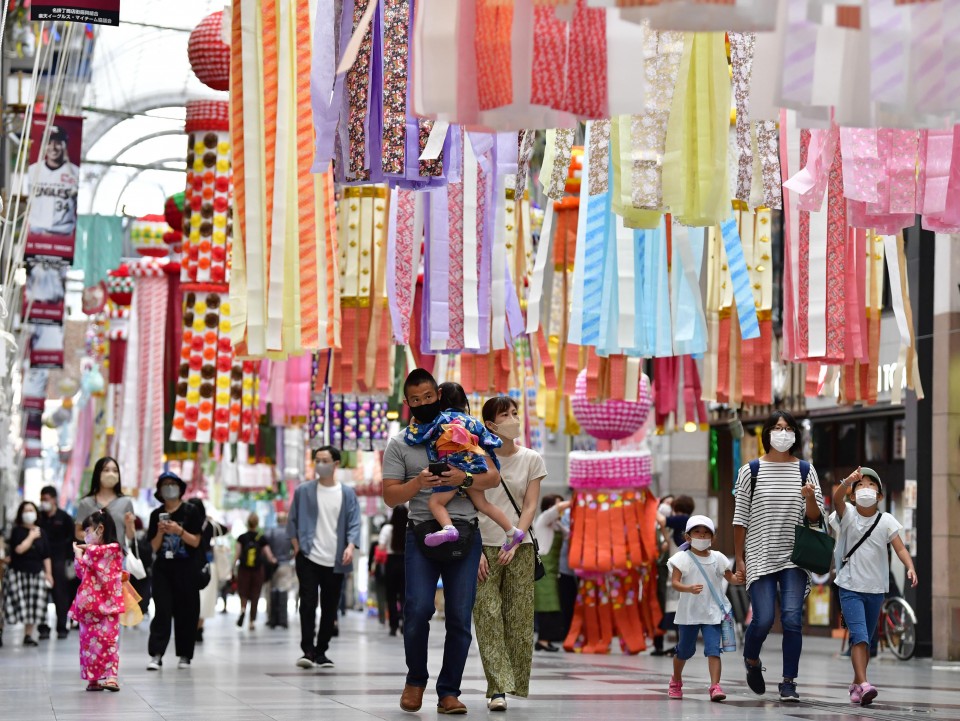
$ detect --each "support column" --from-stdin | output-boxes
[929,232,960,661]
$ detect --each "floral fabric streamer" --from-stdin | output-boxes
[631,24,683,211]
[381,0,410,176]
[729,32,755,204]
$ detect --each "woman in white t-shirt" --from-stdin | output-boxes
[830,467,918,707]
[472,396,546,712]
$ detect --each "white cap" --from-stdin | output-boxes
[685,515,716,535]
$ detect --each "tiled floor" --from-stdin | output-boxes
[1,603,958,720]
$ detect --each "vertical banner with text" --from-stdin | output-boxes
[24,113,83,370]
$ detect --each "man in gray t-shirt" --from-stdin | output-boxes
[382,440,479,524]
[382,369,501,715]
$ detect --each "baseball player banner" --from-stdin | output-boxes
[24,114,83,260]
[31,0,120,26]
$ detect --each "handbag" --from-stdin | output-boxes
[498,479,546,581]
[125,537,147,581]
[687,551,737,653]
[791,516,836,575]
[410,518,478,561]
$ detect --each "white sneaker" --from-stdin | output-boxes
[488,696,507,711]
[146,657,162,671]
[178,657,191,669]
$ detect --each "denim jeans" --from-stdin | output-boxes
[838,587,884,648]
[743,567,807,679]
[677,623,722,660]
[403,528,482,699]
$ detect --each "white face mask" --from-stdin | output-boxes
[40,501,53,513]
[493,418,522,440]
[22,511,37,525]
[855,488,878,508]
[658,503,673,517]
[769,429,796,453]
[690,538,712,551]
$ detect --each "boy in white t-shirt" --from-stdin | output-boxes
[830,467,918,707]
[666,515,744,703]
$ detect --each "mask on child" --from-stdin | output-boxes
[769,429,796,452]
[690,538,712,552]
[855,488,878,507]
[84,531,100,545]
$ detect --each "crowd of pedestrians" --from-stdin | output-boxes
[0,389,920,712]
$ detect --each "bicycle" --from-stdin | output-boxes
[877,594,917,660]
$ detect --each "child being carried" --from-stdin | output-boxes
[405,382,525,550]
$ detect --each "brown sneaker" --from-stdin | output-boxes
[400,684,425,712]
[437,696,467,714]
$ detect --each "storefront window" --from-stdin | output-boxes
[836,423,859,467]
[864,419,888,463]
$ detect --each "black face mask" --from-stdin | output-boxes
[410,399,442,424]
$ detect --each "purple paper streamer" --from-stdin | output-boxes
[311,0,354,173]
[428,187,451,348]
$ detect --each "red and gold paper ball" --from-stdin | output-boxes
[188,11,230,91]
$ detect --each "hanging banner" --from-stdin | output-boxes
[24,114,83,260]
[31,0,120,26]
[29,325,65,368]
[23,258,67,324]
[21,369,50,412]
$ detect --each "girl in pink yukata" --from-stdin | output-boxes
[71,510,125,692]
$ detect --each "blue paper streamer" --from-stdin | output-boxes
[720,216,761,341]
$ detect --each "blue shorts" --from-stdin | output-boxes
[676,623,722,660]
[838,587,884,647]
[432,486,456,494]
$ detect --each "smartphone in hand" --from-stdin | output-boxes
[428,462,450,477]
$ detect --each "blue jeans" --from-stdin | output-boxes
[838,588,884,648]
[744,567,807,679]
[403,528,482,699]
[676,623,722,660]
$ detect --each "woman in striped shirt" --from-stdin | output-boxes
[733,410,825,704]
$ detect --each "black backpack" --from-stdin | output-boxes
[748,459,810,502]
[241,532,263,569]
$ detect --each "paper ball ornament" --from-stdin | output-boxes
[107,265,134,306]
[188,11,230,91]
[571,370,652,441]
[131,214,169,257]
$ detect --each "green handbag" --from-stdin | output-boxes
[791,516,835,575]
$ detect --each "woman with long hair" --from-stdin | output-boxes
[733,410,825,703]
[75,457,135,546]
[4,502,53,646]
[378,504,408,637]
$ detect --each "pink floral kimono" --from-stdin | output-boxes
[69,542,123,682]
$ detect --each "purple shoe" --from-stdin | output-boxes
[859,683,878,706]
[501,528,525,552]
[848,684,862,705]
[425,526,459,547]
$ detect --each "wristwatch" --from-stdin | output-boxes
[461,472,474,489]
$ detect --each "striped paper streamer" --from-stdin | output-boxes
[297,0,319,350]
[719,217,760,341]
